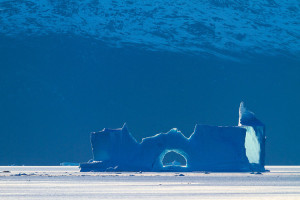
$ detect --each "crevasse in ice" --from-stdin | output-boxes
[80,102,266,172]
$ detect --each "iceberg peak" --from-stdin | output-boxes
[239,102,264,126]
[122,123,128,131]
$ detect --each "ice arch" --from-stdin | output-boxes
[160,149,188,168]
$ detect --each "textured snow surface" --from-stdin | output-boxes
[1,166,300,200]
[0,0,299,59]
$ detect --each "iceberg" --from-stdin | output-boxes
[80,102,266,172]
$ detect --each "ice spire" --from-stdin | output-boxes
[239,102,263,126]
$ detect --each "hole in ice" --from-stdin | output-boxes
[162,151,187,167]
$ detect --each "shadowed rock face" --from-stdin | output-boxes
[0,0,299,59]
[80,102,265,172]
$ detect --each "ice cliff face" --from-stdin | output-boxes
[0,0,299,59]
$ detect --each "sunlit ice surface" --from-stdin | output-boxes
[0,166,300,200]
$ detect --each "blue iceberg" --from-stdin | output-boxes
[80,102,266,172]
